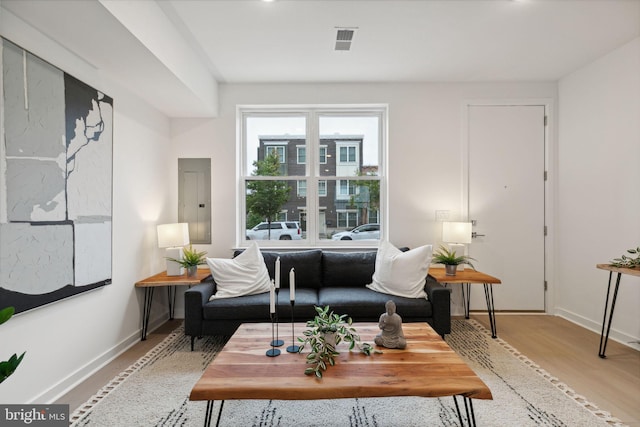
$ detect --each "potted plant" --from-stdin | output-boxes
[166,245,207,276]
[431,244,476,276]
[297,306,378,378]
[610,246,640,268]
[0,307,26,384]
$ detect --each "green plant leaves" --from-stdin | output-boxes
[0,307,15,325]
[610,246,640,268]
[166,244,207,267]
[298,305,377,378]
[0,307,26,383]
[0,352,26,384]
[431,244,476,269]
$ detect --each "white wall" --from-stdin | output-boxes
[0,10,174,403]
[555,37,640,349]
[170,82,557,317]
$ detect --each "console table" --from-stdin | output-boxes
[429,267,502,338]
[596,264,640,358]
[135,269,211,340]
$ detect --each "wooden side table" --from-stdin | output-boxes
[429,267,502,338]
[135,269,211,340]
[596,264,640,358]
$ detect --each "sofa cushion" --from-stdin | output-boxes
[203,288,318,321]
[206,241,271,299]
[318,287,432,320]
[321,251,376,288]
[259,249,324,289]
[366,241,432,299]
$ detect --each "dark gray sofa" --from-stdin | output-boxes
[185,249,451,350]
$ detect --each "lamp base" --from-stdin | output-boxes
[165,247,184,276]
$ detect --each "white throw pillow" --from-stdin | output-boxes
[366,241,432,299]
[207,241,271,300]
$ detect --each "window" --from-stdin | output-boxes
[337,180,357,197]
[297,146,306,164]
[318,180,327,197]
[297,180,307,197]
[239,106,386,246]
[339,145,357,163]
[319,146,327,164]
[265,145,286,163]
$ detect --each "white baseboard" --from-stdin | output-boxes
[34,313,171,404]
[554,308,640,352]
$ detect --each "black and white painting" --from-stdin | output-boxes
[0,38,113,313]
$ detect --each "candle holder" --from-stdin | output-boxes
[286,300,300,353]
[266,313,281,357]
[270,287,284,347]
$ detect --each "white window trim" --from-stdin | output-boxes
[237,105,388,248]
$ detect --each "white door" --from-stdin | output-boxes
[467,105,546,311]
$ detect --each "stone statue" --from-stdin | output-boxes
[374,300,407,349]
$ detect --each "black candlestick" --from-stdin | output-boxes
[271,288,284,347]
[286,300,300,353]
[266,313,281,357]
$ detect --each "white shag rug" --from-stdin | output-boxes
[70,320,625,427]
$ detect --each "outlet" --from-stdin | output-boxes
[435,210,450,221]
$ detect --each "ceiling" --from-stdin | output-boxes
[2,0,639,117]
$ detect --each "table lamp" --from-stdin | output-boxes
[157,223,190,276]
[442,221,472,270]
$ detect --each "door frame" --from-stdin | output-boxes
[461,99,555,313]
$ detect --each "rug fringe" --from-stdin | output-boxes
[467,319,627,427]
[69,325,186,426]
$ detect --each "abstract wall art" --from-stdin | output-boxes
[0,38,113,313]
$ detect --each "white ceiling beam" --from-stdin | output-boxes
[99,0,218,117]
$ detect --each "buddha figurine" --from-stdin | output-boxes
[374,300,407,349]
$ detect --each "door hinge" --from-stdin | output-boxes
[544,116,548,126]
[544,225,548,236]
[544,171,548,181]
[544,280,548,291]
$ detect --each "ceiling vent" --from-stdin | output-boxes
[335,28,357,51]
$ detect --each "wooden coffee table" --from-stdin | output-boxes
[190,322,492,426]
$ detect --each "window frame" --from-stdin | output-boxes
[237,105,387,248]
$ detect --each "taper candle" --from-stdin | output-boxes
[269,283,276,314]
[275,256,281,289]
[289,268,295,301]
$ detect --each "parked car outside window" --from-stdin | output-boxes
[331,223,380,240]
[246,221,302,240]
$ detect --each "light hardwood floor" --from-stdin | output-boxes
[56,315,640,426]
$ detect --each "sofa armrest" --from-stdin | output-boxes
[184,279,215,336]
[425,275,451,336]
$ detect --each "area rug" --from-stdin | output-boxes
[70,320,624,427]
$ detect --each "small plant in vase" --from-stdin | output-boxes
[297,306,379,378]
[431,244,476,276]
[166,245,207,276]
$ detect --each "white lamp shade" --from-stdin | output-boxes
[157,223,190,248]
[442,222,472,244]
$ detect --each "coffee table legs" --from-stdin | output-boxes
[204,400,224,427]
[453,395,477,426]
[460,283,498,338]
[204,397,480,426]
